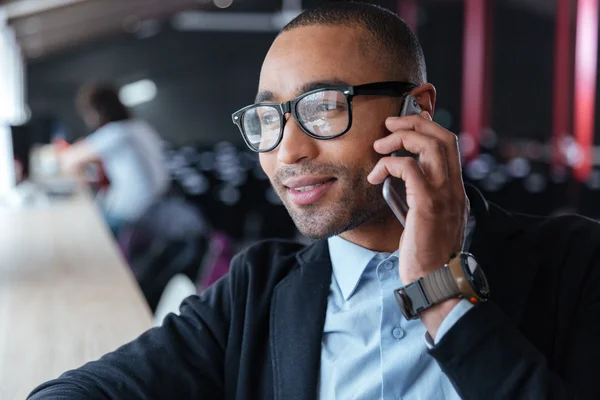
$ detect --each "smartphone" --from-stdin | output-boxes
[381,94,422,227]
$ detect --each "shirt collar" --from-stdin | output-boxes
[327,235,380,301]
[327,212,476,301]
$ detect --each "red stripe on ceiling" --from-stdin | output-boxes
[573,0,598,181]
[552,0,574,171]
[397,0,419,34]
[461,0,491,160]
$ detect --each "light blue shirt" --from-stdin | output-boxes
[318,235,474,400]
[87,119,170,221]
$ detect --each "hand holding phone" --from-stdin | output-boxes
[381,95,422,226]
[371,89,470,329]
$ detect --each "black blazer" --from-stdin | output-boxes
[29,187,600,399]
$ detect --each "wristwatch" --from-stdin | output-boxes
[394,252,490,320]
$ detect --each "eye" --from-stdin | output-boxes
[315,102,348,113]
[256,109,280,127]
[319,103,337,111]
[263,115,279,124]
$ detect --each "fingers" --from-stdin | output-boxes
[384,113,462,186]
[373,129,448,188]
[369,111,466,220]
[367,156,432,209]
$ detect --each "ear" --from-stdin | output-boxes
[409,83,436,117]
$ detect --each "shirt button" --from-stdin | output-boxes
[392,327,405,340]
[384,261,394,270]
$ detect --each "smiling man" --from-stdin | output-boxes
[29,3,600,400]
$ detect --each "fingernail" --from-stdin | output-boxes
[421,111,432,120]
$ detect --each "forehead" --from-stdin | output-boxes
[258,25,387,101]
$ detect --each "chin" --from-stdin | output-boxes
[296,225,342,241]
[286,208,346,240]
[289,208,373,240]
[304,203,391,240]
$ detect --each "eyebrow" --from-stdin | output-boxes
[254,78,350,104]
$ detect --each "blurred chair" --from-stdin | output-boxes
[153,273,197,326]
[197,231,233,292]
[120,195,210,313]
[149,230,235,325]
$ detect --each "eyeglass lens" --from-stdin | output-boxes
[241,89,350,151]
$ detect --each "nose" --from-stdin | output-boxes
[276,114,319,165]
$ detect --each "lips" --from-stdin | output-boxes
[283,176,337,206]
[283,176,336,189]
[294,182,328,192]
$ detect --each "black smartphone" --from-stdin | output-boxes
[381,94,422,227]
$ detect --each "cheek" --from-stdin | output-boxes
[320,139,378,175]
[259,153,276,180]
[327,117,388,165]
[352,107,391,143]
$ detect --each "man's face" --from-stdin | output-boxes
[258,25,399,239]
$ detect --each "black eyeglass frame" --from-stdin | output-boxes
[231,81,418,153]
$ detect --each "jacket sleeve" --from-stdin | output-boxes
[28,254,244,400]
[429,273,600,400]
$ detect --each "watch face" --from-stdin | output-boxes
[462,253,490,299]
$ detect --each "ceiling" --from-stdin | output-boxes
[1,0,558,60]
[1,0,282,59]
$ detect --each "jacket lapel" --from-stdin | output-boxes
[466,185,540,324]
[270,240,332,400]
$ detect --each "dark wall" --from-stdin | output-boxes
[417,1,556,141]
[491,2,554,141]
[27,1,566,146]
[417,3,463,134]
[27,27,276,147]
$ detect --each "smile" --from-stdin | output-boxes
[285,178,337,205]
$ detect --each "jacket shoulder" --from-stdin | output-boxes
[238,239,308,261]
[228,239,311,288]
[512,210,600,244]
[506,208,600,277]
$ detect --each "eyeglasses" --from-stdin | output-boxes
[231,81,417,153]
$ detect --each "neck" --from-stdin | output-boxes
[338,209,403,253]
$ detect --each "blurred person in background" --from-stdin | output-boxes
[30,3,600,400]
[59,83,170,238]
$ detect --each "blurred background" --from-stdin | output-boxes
[1,0,599,311]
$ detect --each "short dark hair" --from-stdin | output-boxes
[76,83,130,125]
[282,2,427,84]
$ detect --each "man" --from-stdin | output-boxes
[60,83,170,237]
[30,3,600,399]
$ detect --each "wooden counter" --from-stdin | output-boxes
[0,192,152,399]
